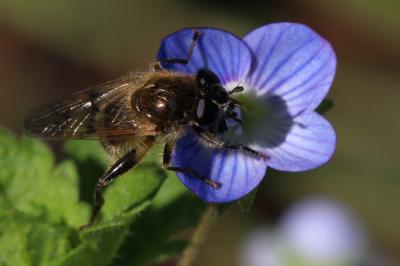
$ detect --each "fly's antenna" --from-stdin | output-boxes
[228,86,244,95]
[227,81,245,109]
[228,79,245,95]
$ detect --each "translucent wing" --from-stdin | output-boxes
[23,73,157,140]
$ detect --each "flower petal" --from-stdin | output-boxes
[243,23,336,114]
[157,28,253,85]
[172,132,267,202]
[260,111,336,171]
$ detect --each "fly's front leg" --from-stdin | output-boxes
[80,137,155,229]
[192,124,269,160]
[162,140,221,189]
[150,30,201,72]
[159,29,201,65]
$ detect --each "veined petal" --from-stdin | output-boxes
[157,28,253,86]
[243,23,336,114]
[260,111,336,171]
[172,132,267,202]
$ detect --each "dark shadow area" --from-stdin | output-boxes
[64,155,105,204]
[110,191,205,266]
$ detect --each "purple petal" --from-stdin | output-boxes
[157,28,253,85]
[260,111,336,171]
[172,132,267,202]
[243,23,336,114]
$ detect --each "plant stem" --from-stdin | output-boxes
[178,204,218,266]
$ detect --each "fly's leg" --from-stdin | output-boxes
[162,140,221,189]
[192,124,269,160]
[160,29,201,65]
[80,137,155,229]
[151,29,201,71]
[79,150,137,229]
[225,111,242,126]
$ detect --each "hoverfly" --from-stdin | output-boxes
[23,30,266,228]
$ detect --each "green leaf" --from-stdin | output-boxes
[0,129,88,227]
[109,173,206,266]
[316,98,334,115]
[61,140,201,265]
[0,128,209,266]
[0,129,87,265]
[58,201,151,266]
[0,208,74,266]
[101,164,166,221]
[57,140,169,265]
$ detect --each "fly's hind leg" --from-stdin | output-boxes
[80,137,155,229]
[79,150,136,230]
[162,140,221,189]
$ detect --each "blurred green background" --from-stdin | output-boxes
[0,0,399,265]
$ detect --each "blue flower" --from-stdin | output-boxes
[157,23,336,202]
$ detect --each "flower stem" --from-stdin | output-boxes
[178,204,219,266]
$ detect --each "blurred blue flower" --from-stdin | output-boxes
[158,23,336,202]
[239,198,369,266]
[280,198,367,264]
[240,228,285,266]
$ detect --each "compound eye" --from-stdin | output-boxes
[196,69,221,91]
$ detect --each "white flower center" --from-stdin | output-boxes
[222,91,276,148]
